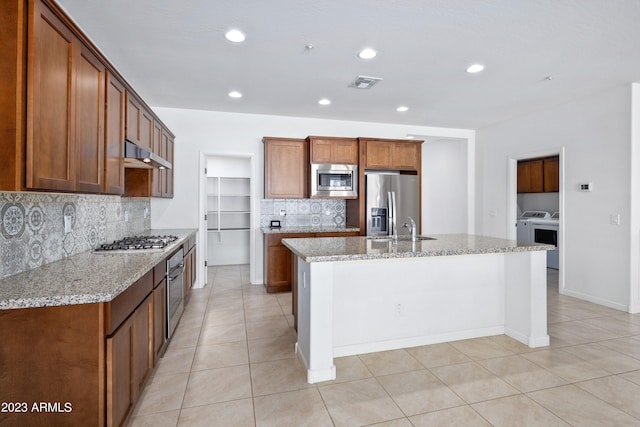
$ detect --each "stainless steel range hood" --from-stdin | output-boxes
[123,140,172,169]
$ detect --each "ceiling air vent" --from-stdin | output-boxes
[350,75,383,89]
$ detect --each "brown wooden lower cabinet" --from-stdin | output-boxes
[0,260,180,426]
[264,231,359,294]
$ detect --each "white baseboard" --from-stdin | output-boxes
[561,289,628,312]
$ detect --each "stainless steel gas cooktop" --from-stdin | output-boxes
[94,235,178,253]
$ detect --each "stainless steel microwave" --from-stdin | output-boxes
[310,164,358,198]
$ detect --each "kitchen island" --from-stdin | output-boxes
[282,234,554,384]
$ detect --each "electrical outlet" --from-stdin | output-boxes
[143,207,149,218]
[124,210,130,222]
[63,215,73,234]
[279,209,286,217]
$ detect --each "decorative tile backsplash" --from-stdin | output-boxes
[0,192,150,279]
[260,199,346,228]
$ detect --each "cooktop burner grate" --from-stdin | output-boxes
[95,235,178,252]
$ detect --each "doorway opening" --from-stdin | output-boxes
[199,154,255,287]
[508,148,565,294]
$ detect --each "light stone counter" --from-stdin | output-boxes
[261,226,360,234]
[0,229,197,310]
[282,233,553,262]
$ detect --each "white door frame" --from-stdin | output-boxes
[198,151,257,287]
[507,147,565,294]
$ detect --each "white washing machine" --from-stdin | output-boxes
[517,211,559,269]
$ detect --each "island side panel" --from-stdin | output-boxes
[331,254,506,356]
[504,250,550,347]
[295,258,336,384]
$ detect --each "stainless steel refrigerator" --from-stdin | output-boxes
[365,172,420,236]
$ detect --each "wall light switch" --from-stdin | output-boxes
[143,207,149,218]
[124,210,130,222]
[610,213,621,226]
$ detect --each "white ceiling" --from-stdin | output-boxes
[57,0,640,129]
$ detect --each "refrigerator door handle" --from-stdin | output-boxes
[391,191,397,236]
[387,191,393,235]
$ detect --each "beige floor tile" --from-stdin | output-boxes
[549,303,606,321]
[247,334,297,363]
[177,311,205,330]
[208,296,244,310]
[318,378,404,427]
[583,315,640,336]
[487,335,537,354]
[243,294,281,309]
[547,323,591,347]
[377,369,465,416]
[182,365,252,408]
[127,410,180,427]
[472,394,569,426]
[521,348,610,383]
[322,355,373,384]
[154,346,196,376]
[133,373,189,416]
[449,337,514,360]
[599,336,640,359]
[275,292,292,308]
[429,362,519,404]
[191,341,248,371]
[366,419,413,427]
[561,342,640,374]
[177,398,254,427]
[478,355,568,393]
[409,405,491,427]
[406,343,472,368]
[244,305,285,323]
[553,320,623,342]
[575,375,640,419]
[358,349,423,376]
[246,316,293,340]
[250,357,314,396]
[619,369,640,385]
[528,384,640,426]
[203,307,246,327]
[168,326,201,349]
[198,322,246,345]
[253,388,333,427]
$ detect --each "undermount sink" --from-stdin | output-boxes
[367,235,436,242]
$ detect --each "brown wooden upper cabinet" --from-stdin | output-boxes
[126,91,153,152]
[26,0,106,193]
[361,138,422,171]
[0,0,176,196]
[105,71,126,195]
[517,156,559,193]
[264,137,308,198]
[162,131,175,198]
[308,136,358,164]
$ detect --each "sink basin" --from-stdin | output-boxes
[367,235,436,242]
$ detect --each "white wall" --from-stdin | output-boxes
[150,107,473,285]
[422,138,469,234]
[476,84,633,310]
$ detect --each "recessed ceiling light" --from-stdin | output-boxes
[466,64,485,73]
[406,135,415,139]
[318,98,331,106]
[396,106,409,112]
[358,48,377,59]
[225,29,245,43]
[228,91,242,98]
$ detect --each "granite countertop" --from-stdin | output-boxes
[261,226,360,234]
[0,229,197,310]
[282,233,555,263]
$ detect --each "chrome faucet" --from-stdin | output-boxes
[402,217,417,241]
